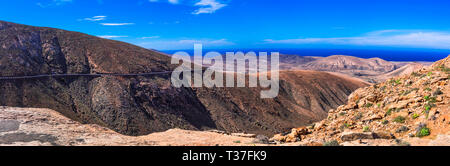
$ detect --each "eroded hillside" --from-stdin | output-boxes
[0,21,368,136]
[272,56,450,146]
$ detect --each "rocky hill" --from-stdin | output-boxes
[0,21,368,136]
[301,55,397,72]
[280,54,427,83]
[272,55,450,146]
[374,63,424,82]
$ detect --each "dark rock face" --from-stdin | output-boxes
[0,21,368,136]
[0,21,209,135]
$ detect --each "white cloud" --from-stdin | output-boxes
[53,0,73,5]
[100,23,135,26]
[149,0,227,14]
[141,36,160,39]
[192,0,227,15]
[168,0,179,4]
[84,16,107,21]
[264,30,450,49]
[139,38,234,50]
[97,35,128,39]
[149,0,179,4]
[37,0,73,8]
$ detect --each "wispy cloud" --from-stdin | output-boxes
[264,30,450,49]
[83,16,107,22]
[168,0,179,4]
[100,23,135,26]
[148,0,227,15]
[141,36,160,39]
[192,0,227,15]
[148,0,179,4]
[37,0,73,8]
[139,38,234,50]
[97,35,128,39]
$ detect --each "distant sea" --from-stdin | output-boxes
[162,48,450,62]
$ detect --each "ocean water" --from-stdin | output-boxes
[163,48,450,62]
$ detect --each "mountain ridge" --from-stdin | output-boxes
[0,20,369,136]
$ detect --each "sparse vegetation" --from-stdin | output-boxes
[424,105,431,111]
[416,127,431,137]
[363,126,370,132]
[393,116,406,123]
[439,65,450,73]
[340,123,351,130]
[385,108,393,116]
[354,112,363,121]
[424,104,432,111]
[382,120,389,125]
[412,113,419,119]
[323,140,340,146]
[423,95,437,103]
[233,140,241,143]
[402,89,411,96]
[390,79,402,85]
[364,103,373,108]
[344,123,350,128]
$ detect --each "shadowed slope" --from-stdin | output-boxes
[0,21,368,136]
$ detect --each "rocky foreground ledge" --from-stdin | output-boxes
[0,107,268,146]
[271,56,450,146]
[0,105,448,146]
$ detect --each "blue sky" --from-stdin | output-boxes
[1,0,450,51]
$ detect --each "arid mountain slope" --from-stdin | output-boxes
[194,71,368,135]
[279,54,319,70]
[0,21,368,136]
[272,55,450,146]
[0,20,210,136]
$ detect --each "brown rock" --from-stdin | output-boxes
[271,134,286,142]
[373,132,395,139]
[340,132,374,141]
[231,133,256,138]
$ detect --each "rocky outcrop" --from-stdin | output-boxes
[0,107,266,146]
[273,55,450,146]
